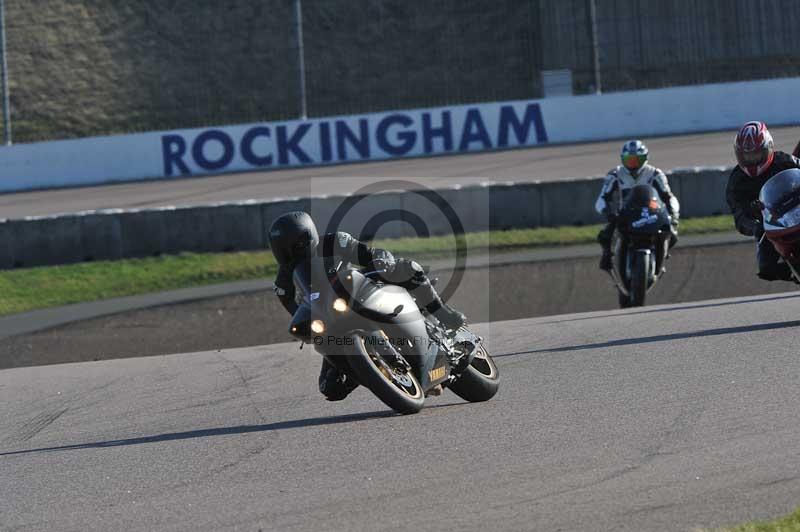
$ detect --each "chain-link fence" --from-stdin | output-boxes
[2,0,800,144]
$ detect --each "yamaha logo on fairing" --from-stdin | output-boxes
[632,207,659,228]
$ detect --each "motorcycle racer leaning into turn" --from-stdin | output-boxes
[595,140,681,271]
[269,211,466,401]
[725,121,800,281]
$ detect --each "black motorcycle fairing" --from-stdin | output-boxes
[612,184,671,295]
[289,303,313,341]
[617,185,671,237]
[760,169,800,228]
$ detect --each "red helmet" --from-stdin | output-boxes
[734,121,774,177]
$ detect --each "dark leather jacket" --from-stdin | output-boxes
[725,151,800,236]
[272,232,393,314]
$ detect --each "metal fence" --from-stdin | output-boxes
[2,0,800,144]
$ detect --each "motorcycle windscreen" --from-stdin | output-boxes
[761,171,800,229]
[619,184,669,235]
[622,184,662,211]
[292,259,312,301]
[290,256,340,340]
[292,256,340,300]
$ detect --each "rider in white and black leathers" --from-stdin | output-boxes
[269,211,466,402]
[595,140,680,271]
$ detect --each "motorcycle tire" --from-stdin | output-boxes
[630,252,650,307]
[448,344,500,403]
[347,334,425,415]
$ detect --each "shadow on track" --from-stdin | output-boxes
[495,319,800,358]
[0,401,468,458]
[0,410,395,457]
[538,293,800,325]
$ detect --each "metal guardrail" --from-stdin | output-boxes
[0,167,732,269]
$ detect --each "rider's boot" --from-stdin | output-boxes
[398,259,466,330]
[757,261,793,282]
[318,359,358,401]
[599,245,613,271]
[432,302,466,331]
[416,281,465,330]
[757,237,793,282]
[597,223,614,271]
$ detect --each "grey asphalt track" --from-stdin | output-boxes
[3,292,800,531]
[3,126,800,219]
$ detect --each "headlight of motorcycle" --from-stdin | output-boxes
[332,298,348,312]
[310,320,326,334]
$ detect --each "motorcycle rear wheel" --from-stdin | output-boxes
[348,334,425,415]
[448,344,500,403]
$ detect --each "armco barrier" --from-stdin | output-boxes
[0,168,733,269]
[489,182,542,230]
[538,178,606,227]
[672,167,731,218]
[80,212,123,262]
[118,210,167,259]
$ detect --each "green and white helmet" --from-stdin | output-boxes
[621,140,648,176]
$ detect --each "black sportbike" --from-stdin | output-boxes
[288,256,499,414]
[608,184,672,308]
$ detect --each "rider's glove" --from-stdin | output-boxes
[749,199,764,220]
[370,250,396,274]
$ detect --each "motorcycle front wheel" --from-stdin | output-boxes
[630,251,650,307]
[347,334,425,415]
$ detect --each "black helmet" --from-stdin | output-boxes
[268,211,319,265]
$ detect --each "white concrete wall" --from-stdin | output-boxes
[1,77,798,193]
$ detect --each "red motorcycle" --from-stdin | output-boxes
[760,168,800,281]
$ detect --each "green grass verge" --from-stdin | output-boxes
[0,215,735,317]
[707,507,800,531]
[0,252,279,317]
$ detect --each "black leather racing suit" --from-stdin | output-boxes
[273,231,448,400]
[725,151,800,280]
